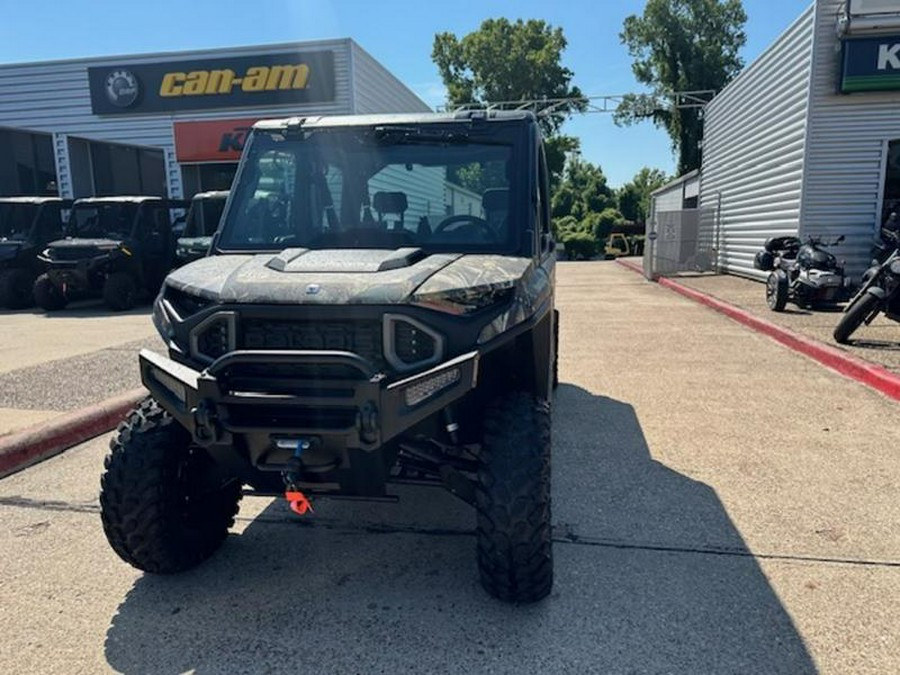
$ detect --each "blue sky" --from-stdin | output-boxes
[2,0,812,186]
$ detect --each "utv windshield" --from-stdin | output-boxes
[184,197,227,238]
[0,203,39,242]
[70,203,137,240]
[217,125,524,253]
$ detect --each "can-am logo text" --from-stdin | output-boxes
[160,64,310,97]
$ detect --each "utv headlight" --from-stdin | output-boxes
[152,291,174,341]
[412,282,515,315]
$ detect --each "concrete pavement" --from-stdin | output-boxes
[0,261,898,674]
[0,302,158,435]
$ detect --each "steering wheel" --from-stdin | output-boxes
[433,215,497,241]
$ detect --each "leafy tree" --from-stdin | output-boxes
[617,167,670,224]
[615,0,747,174]
[550,157,615,221]
[589,208,626,249]
[432,18,586,181]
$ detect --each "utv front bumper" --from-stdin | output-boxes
[139,347,479,451]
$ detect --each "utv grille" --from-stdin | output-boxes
[241,319,384,370]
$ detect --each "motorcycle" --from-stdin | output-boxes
[754,235,850,311]
[833,234,900,344]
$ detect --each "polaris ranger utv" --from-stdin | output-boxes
[176,190,229,265]
[100,111,558,603]
[34,196,187,311]
[0,197,72,309]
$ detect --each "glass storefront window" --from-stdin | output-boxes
[0,128,57,196]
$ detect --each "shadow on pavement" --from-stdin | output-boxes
[103,385,815,674]
[0,299,151,318]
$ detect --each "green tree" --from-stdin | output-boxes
[432,18,586,182]
[615,0,747,174]
[617,167,670,224]
[589,208,626,249]
[550,157,615,221]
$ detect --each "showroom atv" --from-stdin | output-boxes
[833,233,900,343]
[175,190,229,265]
[0,197,71,309]
[34,196,187,311]
[100,111,559,603]
[754,235,850,311]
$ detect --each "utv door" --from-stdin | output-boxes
[141,204,175,292]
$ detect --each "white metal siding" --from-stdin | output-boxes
[800,0,900,275]
[700,6,815,279]
[653,185,685,213]
[349,42,431,114]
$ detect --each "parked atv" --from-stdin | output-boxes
[754,235,850,311]
[0,197,72,309]
[100,111,558,603]
[834,234,900,343]
[175,190,228,265]
[34,196,187,311]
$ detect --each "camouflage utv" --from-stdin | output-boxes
[100,111,559,603]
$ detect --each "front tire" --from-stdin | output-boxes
[100,398,242,573]
[476,392,553,603]
[766,271,788,311]
[103,272,138,311]
[33,273,67,311]
[834,292,880,344]
[0,268,34,309]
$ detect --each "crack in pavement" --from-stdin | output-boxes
[2,494,899,570]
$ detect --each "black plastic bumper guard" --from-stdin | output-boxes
[138,348,480,450]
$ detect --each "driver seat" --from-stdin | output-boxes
[373,191,408,231]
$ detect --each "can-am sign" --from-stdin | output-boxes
[88,51,336,114]
[841,36,900,93]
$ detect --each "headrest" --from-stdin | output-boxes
[373,191,408,214]
[482,188,508,212]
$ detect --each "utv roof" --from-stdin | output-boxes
[252,110,537,132]
[191,190,229,200]
[0,196,72,205]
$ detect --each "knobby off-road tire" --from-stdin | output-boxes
[103,272,138,311]
[476,392,553,603]
[0,268,34,309]
[833,292,880,344]
[100,397,242,574]
[33,273,67,311]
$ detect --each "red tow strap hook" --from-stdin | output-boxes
[285,490,314,516]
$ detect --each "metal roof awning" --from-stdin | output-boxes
[840,0,900,35]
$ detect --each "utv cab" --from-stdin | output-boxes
[176,191,228,265]
[101,111,558,604]
[0,197,72,309]
[34,196,187,311]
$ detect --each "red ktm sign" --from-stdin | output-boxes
[173,118,260,162]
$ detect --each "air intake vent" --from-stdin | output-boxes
[190,312,236,363]
[384,315,443,372]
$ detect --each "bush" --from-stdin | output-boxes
[560,231,597,260]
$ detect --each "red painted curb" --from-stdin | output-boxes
[0,388,146,479]
[615,258,644,275]
[613,257,900,401]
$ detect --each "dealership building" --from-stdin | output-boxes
[0,40,429,201]
[651,0,900,279]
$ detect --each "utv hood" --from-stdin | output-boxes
[46,238,123,255]
[164,248,532,305]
